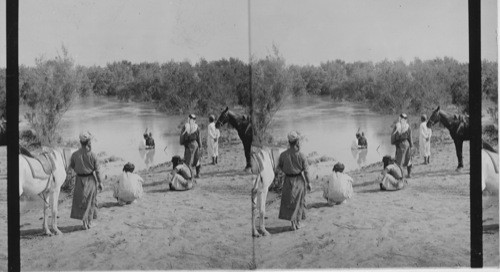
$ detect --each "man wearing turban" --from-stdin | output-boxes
[277,131,312,230]
[69,132,104,229]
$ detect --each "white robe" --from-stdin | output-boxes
[113,172,144,203]
[419,122,432,157]
[323,172,353,204]
[207,122,220,158]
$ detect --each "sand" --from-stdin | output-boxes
[1,133,499,270]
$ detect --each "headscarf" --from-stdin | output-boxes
[421,114,427,122]
[209,115,215,123]
[184,114,198,134]
[396,113,409,134]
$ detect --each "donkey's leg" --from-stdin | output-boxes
[42,193,52,236]
[50,188,63,235]
[244,141,252,172]
[259,186,270,236]
[251,175,260,237]
[454,140,464,169]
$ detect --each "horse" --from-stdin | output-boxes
[19,146,73,235]
[215,107,253,171]
[249,146,283,237]
[427,106,469,170]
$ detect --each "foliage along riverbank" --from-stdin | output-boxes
[7,47,498,147]
[14,55,497,117]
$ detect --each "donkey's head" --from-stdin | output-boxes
[215,107,230,129]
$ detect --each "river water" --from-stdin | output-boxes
[20,95,397,172]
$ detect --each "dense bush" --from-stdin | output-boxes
[17,48,497,130]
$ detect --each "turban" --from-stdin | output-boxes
[400,113,408,119]
[79,131,92,142]
[189,114,196,120]
[333,162,345,172]
[287,131,300,143]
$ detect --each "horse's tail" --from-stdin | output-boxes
[482,139,498,153]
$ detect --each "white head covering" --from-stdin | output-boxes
[397,113,409,134]
[287,131,300,143]
[79,131,93,142]
[185,114,198,134]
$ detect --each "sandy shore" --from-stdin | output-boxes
[2,132,499,270]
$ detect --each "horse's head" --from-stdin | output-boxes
[215,107,230,129]
[427,106,440,128]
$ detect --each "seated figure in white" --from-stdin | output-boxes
[323,162,353,205]
[113,162,144,205]
[169,155,195,191]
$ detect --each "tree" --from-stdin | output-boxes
[249,46,292,145]
[21,47,81,145]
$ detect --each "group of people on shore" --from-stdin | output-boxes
[67,113,221,229]
[380,113,432,190]
[67,111,433,232]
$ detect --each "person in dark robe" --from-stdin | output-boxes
[391,113,413,178]
[277,131,312,231]
[70,132,104,230]
[181,114,202,178]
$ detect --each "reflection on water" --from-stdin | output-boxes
[270,96,395,171]
[20,96,397,172]
[138,148,156,168]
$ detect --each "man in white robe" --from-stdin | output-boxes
[207,114,220,165]
[419,114,432,164]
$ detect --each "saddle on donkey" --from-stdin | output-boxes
[453,114,469,137]
[20,146,57,179]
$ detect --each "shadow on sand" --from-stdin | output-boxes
[99,202,121,209]
[266,226,294,235]
[20,225,84,239]
[356,188,382,194]
[483,224,499,234]
[307,202,334,209]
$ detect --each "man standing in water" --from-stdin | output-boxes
[181,114,202,178]
[278,131,312,231]
[70,132,104,230]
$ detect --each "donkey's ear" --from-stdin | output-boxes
[225,106,229,111]
[436,105,440,111]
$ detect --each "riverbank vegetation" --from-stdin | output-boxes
[6,47,498,145]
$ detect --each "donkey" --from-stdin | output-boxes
[427,106,469,170]
[249,146,283,237]
[215,107,253,171]
[19,147,73,235]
